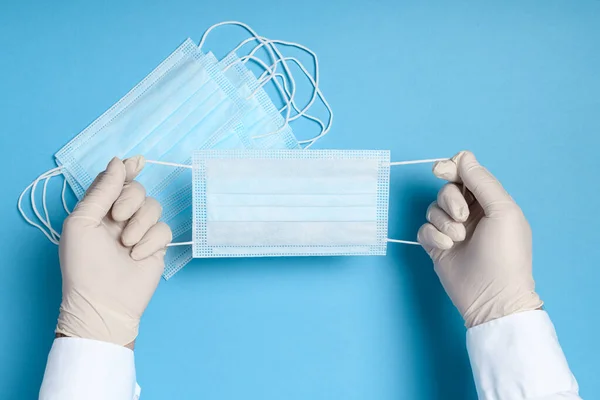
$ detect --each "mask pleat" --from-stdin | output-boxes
[191,150,390,258]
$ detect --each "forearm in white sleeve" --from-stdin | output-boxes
[39,337,141,400]
[467,310,580,400]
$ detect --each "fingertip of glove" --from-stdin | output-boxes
[125,154,144,169]
[106,157,127,178]
[432,160,458,181]
[124,155,145,180]
[456,205,469,222]
[456,150,477,169]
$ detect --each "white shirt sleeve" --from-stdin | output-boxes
[39,337,141,400]
[467,310,580,400]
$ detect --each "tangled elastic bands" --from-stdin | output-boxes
[199,21,332,148]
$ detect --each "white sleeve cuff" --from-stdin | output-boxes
[467,310,579,400]
[40,337,141,400]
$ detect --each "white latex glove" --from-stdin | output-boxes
[418,151,543,328]
[56,156,172,347]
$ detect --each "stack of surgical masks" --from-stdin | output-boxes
[19,21,333,279]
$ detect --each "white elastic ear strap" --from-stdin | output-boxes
[247,40,332,146]
[239,42,332,146]
[213,34,325,143]
[199,21,332,147]
[18,166,69,245]
[17,162,193,247]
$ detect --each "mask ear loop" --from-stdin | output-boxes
[230,37,307,127]
[31,170,63,241]
[385,158,449,245]
[273,73,326,133]
[251,56,333,147]
[42,174,59,242]
[219,34,331,145]
[18,167,65,244]
[249,38,321,123]
[199,21,281,78]
[21,162,195,245]
[61,178,72,215]
[236,50,324,141]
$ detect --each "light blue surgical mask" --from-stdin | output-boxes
[153,50,300,224]
[189,150,393,257]
[153,150,446,262]
[55,38,246,200]
[160,51,303,279]
[160,21,340,278]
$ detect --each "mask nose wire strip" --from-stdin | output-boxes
[17,162,191,246]
[167,241,193,247]
[386,158,450,246]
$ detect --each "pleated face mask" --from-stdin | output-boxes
[158,21,334,278]
[160,150,446,258]
[157,51,304,278]
[55,38,246,200]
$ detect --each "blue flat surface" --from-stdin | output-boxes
[1,1,599,399]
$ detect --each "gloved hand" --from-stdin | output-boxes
[417,151,543,328]
[56,156,172,348]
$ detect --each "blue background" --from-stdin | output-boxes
[1,1,599,399]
